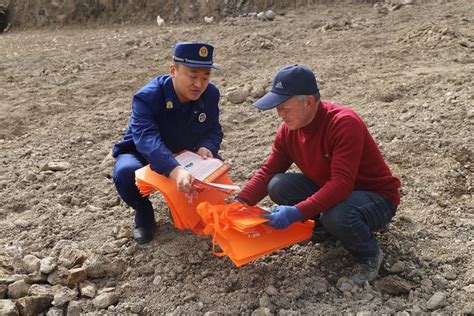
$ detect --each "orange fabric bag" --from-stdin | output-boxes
[197,201,269,233]
[196,202,315,267]
[135,165,236,234]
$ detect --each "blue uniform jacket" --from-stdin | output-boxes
[112,75,223,175]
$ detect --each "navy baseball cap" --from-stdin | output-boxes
[173,42,218,69]
[254,64,319,110]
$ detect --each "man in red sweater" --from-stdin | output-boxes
[236,64,400,285]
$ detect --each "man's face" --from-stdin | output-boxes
[276,96,312,130]
[170,64,211,103]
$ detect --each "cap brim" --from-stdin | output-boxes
[253,91,292,110]
[180,62,219,69]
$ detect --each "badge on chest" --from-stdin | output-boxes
[198,112,207,123]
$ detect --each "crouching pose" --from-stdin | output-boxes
[236,64,400,285]
[112,42,223,244]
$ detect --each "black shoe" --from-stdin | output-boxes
[350,247,384,286]
[133,226,155,244]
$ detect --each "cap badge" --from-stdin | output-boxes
[275,81,284,89]
[166,100,173,109]
[198,112,207,123]
[199,46,208,57]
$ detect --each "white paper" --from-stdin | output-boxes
[175,151,225,181]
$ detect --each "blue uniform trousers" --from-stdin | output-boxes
[267,173,396,260]
[113,153,155,228]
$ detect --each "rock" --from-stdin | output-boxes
[13,219,31,228]
[46,307,64,316]
[153,276,162,286]
[314,278,329,293]
[197,240,209,251]
[23,255,41,273]
[257,12,266,21]
[97,242,119,255]
[24,272,48,284]
[432,274,448,287]
[40,162,71,172]
[67,268,87,284]
[7,280,30,299]
[47,267,69,286]
[0,299,19,316]
[52,286,78,307]
[250,85,266,98]
[462,284,474,293]
[265,285,278,296]
[336,277,353,289]
[385,297,406,310]
[58,245,88,268]
[374,275,415,295]
[389,261,406,273]
[85,205,102,213]
[264,10,275,21]
[251,307,272,316]
[227,89,249,104]
[0,275,26,285]
[97,287,115,295]
[66,300,83,315]
[128,301,145,313]
[93,292,118,309]
[40,257,57,274]
[114,225,130,239]
[79,281,97,298]
[426,291,447,310]
[339,282,353,292]
[443,270,457,280]
[258,293,270,307]
[16,295,53,316]
[0,299,18,316]
[83,255,124,278]
[27,284,54,298]
[70,197,81,206]
[0,284,7,298]
[182,293,195,302]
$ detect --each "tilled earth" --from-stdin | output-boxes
[0,1,473,314]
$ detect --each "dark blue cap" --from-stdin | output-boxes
[254,64,319,110]
[173,42,218,69]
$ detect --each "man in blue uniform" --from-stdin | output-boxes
[112,42,223,244]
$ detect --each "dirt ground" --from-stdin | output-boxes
[1,0,473,314]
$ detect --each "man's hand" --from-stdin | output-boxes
[197,147,213,159]
[169,166,194,193]
[261,205,302,229]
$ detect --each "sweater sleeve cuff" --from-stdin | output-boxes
[235,195,252,206]
[295,200,322,221]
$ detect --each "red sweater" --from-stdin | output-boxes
[237,100,401,220]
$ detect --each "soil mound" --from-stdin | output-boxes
[3,0,357,29]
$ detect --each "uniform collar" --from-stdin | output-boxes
[162,75,205,111]
[162,75,182,111]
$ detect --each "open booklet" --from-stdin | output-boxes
[175,150,240,193]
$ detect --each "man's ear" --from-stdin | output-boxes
[307,95,317,109]
[169,63,176,77]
